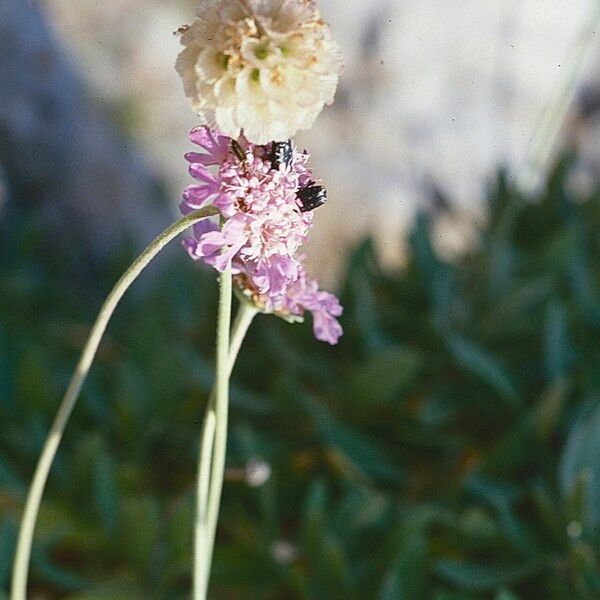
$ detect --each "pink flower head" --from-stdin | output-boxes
[245,265,343,345]
[181,126,343,344]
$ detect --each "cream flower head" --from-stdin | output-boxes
[176,0,343,144]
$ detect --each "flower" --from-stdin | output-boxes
[181,125,343,344]
[175,0,343,144]
[237,265,344,345]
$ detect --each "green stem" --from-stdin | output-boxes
[195,301,259,520]
[225,301,259,379]
[196,303,257,555]
[194,300,258,599]
[195,262,232,599]
[10,205,219,600]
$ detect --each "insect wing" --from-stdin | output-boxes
[270,140,293,170]
[297,185,327,212]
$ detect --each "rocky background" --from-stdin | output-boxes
[2,0,600,278]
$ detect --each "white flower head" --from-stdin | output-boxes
[176,0,343,144]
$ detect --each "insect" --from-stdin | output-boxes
[296,183,327,212]
[269,139,327,212]
[270,140,293,170]
[231,139,247,162]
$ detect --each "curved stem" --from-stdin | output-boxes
[11,205,219,600]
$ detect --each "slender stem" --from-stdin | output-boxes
[194,409,216,597]
[10,205,219,600]
[193,262,232,599]
[207,301,257,570]
[195,301,259,529]
[194,297,258,598]
[197,410,216,527]
[226,301,259,379]
[205,263,233,594]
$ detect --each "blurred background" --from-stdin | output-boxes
[1,0,600,598]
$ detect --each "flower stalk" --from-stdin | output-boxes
[10,205,219,600]
[194,260,231,598]
[195,299,258,599]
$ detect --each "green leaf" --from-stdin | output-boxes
[92,442,118,532]
[0,454,25,492]
[432,591,478,600]
[495,504,539,558]
[340,239,384,350]
[66,586,144,600]
[559,401,600,526]
[532,382,567,442]
[118,497,160,571]
[0,331,13,411]
[301,481,351,597]
[446,334,519,410]
[567,224,600,327]
[15,346,53,412]
[349,347,423,404]
[304,396,403,484]
[543,301,569,381]
[0,518,17,588]
[434,560,539,591]
[32,547,88,591]
[410,213,455,331]
[163,494,193,583]
[68,595,139,600]
[379,525,428,600]
[211,543,276,586]
[465,474,520,507]
[496,588,521,600]
[481,277,552,337]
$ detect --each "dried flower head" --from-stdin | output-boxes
[181,126,343,344]
[176,0,343,144]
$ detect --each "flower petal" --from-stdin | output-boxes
[181,184,217,208]
[189,163,219,184]
[312,310,343,345]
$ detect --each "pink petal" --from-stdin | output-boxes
[189,126,217,148]
[192,217,219,239]
[189,126,231,161]
[312,310,343,345]
[181,184,217,208]
[182,237,203,261]
[196,230,228,259]
[185,152,221,166]
[189,163,218,184]
[213,193,236,218]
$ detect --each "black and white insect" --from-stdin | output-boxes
[269,139,328,213]
[270,140,293,170]
[296,183,327,212]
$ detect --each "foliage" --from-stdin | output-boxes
[1,161,599,599]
